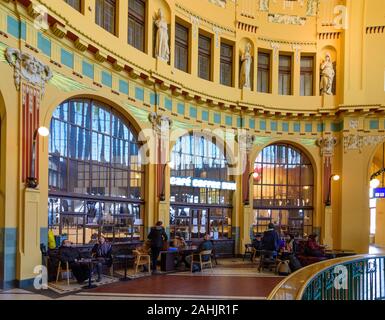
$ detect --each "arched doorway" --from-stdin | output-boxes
[369,141,385,251]
[169,132,235,251]
[47,98,145,244]
[252,143,314,238]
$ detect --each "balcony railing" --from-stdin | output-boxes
[268,254,385,300]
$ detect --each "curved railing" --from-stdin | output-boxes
[268,254,385,300]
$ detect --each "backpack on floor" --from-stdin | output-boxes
[277,260,291,276]
[289,255,302,272]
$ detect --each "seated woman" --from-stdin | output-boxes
[305,234,325,257]
[58,240,89,284]
[91,235,112,282]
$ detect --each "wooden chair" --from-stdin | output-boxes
[258,250,279,273]
[189,250,213,273]
[56,260,71,286]
[243,244,254,261]
[133,249,151,275]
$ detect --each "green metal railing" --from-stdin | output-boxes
[268,254,385,300]
[301,256,385,300]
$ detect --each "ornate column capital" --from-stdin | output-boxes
[148,112,173,137]
[236,133,256,153]
[5,47,52,97]
[317,136,337,157]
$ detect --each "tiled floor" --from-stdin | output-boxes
[0,259,283,300]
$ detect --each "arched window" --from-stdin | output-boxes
[252,143,314,237]
[170,133,234,241]
[48,99,144,244]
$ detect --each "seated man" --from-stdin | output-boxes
[261,223,280,256]
[91,235,112,282]
[252,234,263,251]
[58,240,89,284]
[187,234,213,272]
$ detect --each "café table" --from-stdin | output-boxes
[115,254,135,281]
[78,258,98,289]
[177,246,199,270]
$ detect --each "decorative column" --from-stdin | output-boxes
[5,47,52,286]
[149,112,173,229]
[236,132,255,254]
[317,135,337,248]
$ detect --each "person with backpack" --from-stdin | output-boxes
[147,221,168,273]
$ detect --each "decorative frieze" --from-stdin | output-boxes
[306,0,319,17]
[259,0,269,11]
[349,120,359,130]
[268,14,306,26]
[343,134,385,153]
[5,47,52,96]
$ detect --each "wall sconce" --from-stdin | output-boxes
[26,126,50,189]
[160,161,173,201]
[325,174,340,206]
[244,171,259,206]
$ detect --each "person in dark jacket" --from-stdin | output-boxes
[58,240,89,284]
[91,236,112,282]
[305,234,325,257]
[261,223,280,255]
[147,221,168,273]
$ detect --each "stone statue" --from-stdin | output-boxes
[240,42,252,89]
[155,9,170,62]
[320,52,335,95]
[5,47,52,96]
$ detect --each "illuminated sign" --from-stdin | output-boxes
[373,188,385,198]
[170,177,236,190]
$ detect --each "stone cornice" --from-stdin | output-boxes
[175,2,236,36]
[258,37,316,47]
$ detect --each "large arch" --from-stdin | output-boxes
[43,95,149,245]
[168,130,236,251]
[248,139,321,240]
[366,139,385,251]
[42,92,147,135]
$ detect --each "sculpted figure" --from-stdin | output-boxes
[240,42,252,89]
[155,9,170,62]
[320,52,335,95]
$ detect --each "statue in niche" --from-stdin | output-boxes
[320,52,335,95]
[240,42,252,89]
[155,8,170,63]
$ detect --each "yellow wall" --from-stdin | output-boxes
[0,0,384,286]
